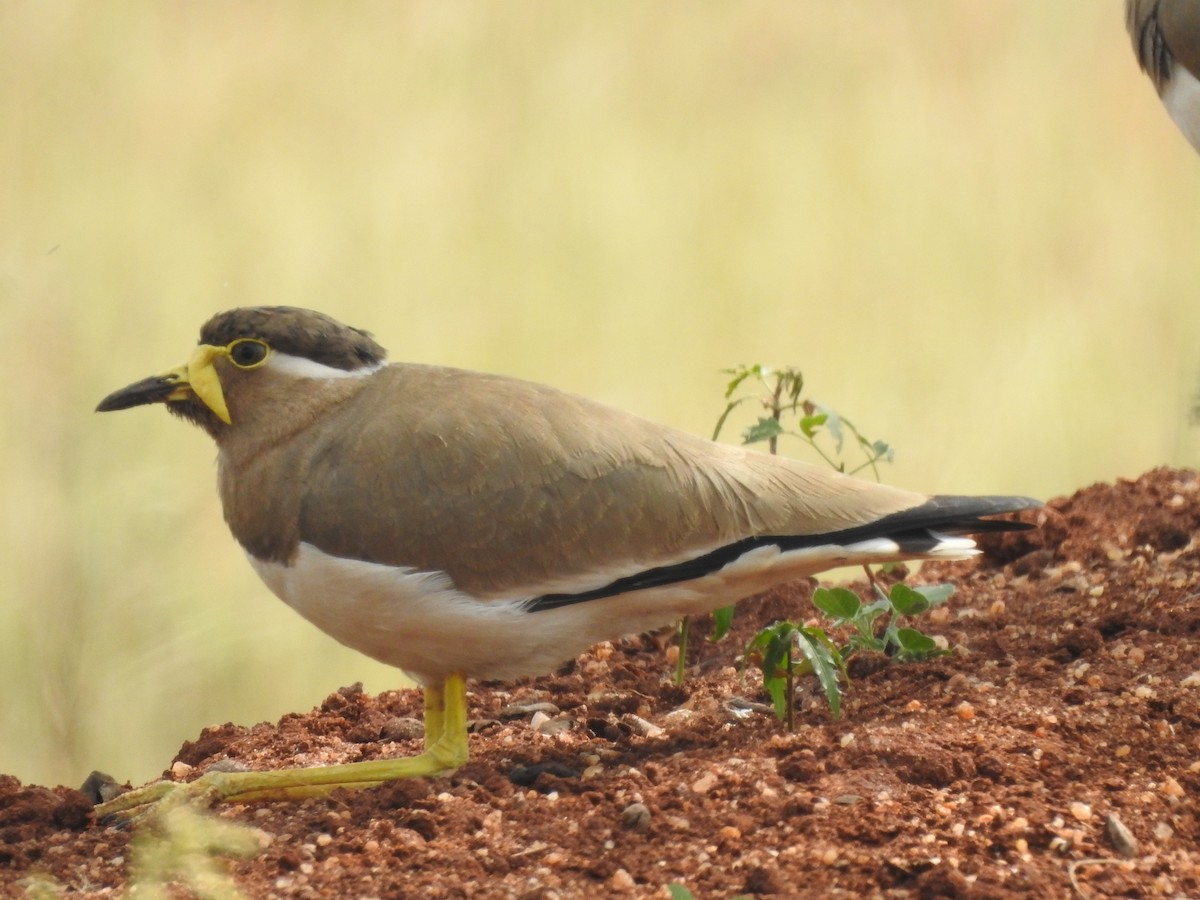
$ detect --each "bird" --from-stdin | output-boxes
[1127,0,1200,153]
[94,306,1039,819]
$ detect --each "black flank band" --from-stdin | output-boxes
[524,495,1038,613]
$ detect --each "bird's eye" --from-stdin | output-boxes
[227,339,270,369]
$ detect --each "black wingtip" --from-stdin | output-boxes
[879,494,1042,536]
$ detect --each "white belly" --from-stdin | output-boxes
[1163,62,1200,154]
[247,536,976,684]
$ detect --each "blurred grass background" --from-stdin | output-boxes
[3,2,1198,789]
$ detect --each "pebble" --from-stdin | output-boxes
[1003,816,1029,833]
[534,714,573,736]
[500,701,561,719]
[622,714,664,738]
[1069,802,1092,822]
[170,761,192,779]
[1105,814,1139,858]
[691,772,718,793]
[621,803,651,829]
[955,702,976,721]
[610,868,636,891]
[381,717,425,742]
[1161,776,1185,798]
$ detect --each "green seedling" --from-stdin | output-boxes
[674,364,894,685]
[712,364,893,477]
[745,581,953,727]
[675,364,955,730]
[813,582,954,662]
[745,620,846,729]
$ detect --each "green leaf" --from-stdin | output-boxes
[709,605,735,641]
[760,623,794,676]
[667,885,696,900]
[780,370,805,406]
[912,583,955,606]
[748,622,797,721]
[793,626,844,719]
[858,597,892,620]
[846,632,886,654]
[742,417,784,445]
[850,598,891,641]
[888,583,931,617]
[870,439,894,463]
[891,627,950,661]
[747,620,782,654]
[763,669,790,720]
[894,627,938,653]
[798,412,828,439]
[815,404,845,451]
[721,365,756,399]
[812,586,861,620]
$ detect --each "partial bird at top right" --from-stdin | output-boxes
[1127,0,1200,153]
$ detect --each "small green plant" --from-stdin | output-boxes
[813,582,954,661]
[746,581,955,726]
[674,363,954,729]
[712,364,893,477]
[745,619,845,729]
[674,364,894,686]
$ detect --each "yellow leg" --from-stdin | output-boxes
[95,674,469,825]
[423,679,446,753]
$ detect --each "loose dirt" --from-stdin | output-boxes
[3,468,1199,898]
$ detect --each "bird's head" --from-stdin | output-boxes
[96,306,388,438]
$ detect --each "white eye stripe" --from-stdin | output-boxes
[266,351,386,380]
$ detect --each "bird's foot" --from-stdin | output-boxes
[95,674,471,827]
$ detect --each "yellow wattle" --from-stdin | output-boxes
[164,344,233,424]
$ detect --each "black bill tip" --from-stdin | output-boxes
[96,375,182,413]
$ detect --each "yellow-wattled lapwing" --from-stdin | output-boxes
[95,306,1039,818]
[1128,0,1200,152]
